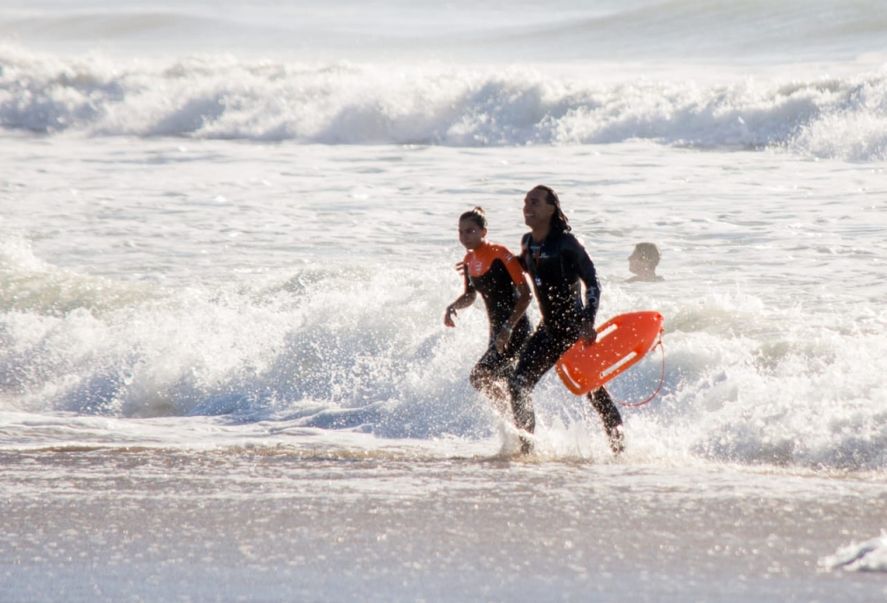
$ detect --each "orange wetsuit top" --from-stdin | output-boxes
[463,242,529,336]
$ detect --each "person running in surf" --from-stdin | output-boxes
[445,207,533,405]
[507,185,624,455]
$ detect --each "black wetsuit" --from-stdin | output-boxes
[462,242,532,378]
[508,229,623,449]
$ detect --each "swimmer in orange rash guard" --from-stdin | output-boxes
[445,207,533,406]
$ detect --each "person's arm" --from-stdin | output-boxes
[564,234,601,344]
[493,246,533,353]
[444,264,476,327]
[444,290,476,327]
[494,282,531,353]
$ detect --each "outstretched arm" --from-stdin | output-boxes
[445,263,476,327]
[444,289,476,327]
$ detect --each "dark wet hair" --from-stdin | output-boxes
[532,185,571,233]
[632,242,661,266]
[459,206,487,229]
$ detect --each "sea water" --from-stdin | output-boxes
[1,1,886,601]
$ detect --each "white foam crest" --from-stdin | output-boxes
[791,77,887,161]
[0,235,154,315]
[617,290,887,472]
[820,532,887,573]
[0,235,46,272]
[1,247,885,472]
[0,261,489,437]
[3,45,887,160]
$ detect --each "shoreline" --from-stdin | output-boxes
[2,447,885,601]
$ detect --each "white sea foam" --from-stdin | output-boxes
[821,533,887,573]
[1,45,886,160]
[2,218,885,473]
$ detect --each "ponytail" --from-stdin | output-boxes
[459,206,487,229]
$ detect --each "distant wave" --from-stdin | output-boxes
[493,0,887,61]
[1,46,886,159]
[2,11,211,38]
[3,1,887,62]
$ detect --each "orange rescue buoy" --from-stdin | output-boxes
[556,311,664,395]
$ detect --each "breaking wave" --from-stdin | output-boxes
[2,235,886,473]
[1,46,886,160]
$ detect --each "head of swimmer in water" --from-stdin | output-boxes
[458,207,488,251]
[628,242,661,277]
[523,185,571,234]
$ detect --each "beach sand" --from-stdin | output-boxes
[2,445,885,602]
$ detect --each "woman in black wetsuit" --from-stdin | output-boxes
[507,186,624,455]
[445,207,532,404]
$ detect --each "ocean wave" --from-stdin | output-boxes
[502,0,887,61]
[4,1,887,62]
[1,46,886,159]
[0,238,479,435]
[1,237,886,473]
[0,237,154,316]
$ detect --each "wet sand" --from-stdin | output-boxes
[2,447,885,602]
